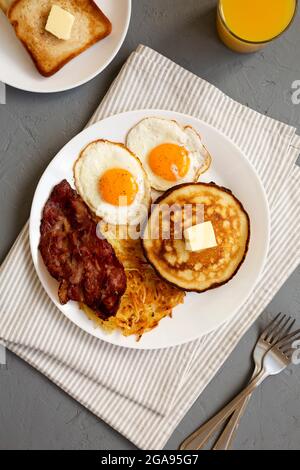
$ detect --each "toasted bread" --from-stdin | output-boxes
[8,0,112,77]
[0,0,14,13]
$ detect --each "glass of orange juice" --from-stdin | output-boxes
[217,0,298,53]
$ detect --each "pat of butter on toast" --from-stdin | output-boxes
[45,5,75,40]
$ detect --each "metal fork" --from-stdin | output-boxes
[180,318,300,451]
[213,313,295,450]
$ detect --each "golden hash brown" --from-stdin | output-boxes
[81,224,185,340]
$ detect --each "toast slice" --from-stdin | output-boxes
[8,0,112,77]
[0,0,14,13]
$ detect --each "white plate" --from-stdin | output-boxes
[29,110,270,349]
[0,1,131,93]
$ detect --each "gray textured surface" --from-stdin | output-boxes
[0,0,300,450]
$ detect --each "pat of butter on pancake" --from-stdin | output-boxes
[184,221,217,252]
[45,5,75,40]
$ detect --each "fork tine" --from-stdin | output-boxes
[264,313,288,343]
[260,312,285,341]
[276,329,300,350]
[272,317,295,344]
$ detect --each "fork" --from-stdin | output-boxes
[213,313,295,450]
[180,319,300,450]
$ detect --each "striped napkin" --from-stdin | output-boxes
[1,45,300,450]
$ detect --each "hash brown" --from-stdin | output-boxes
[81,223,185,340]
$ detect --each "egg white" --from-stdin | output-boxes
[74,140,151,226]
[126,117,211,191]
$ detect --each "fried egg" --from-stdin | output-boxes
[126,117,211,191]
[74,140,151,225]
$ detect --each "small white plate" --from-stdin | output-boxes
[0,0,131,93]
[30,110,270,349]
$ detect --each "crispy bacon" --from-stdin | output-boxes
[39,180,126,319]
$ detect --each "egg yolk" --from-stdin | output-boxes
[99,168,138,206]
[148,143,190,182]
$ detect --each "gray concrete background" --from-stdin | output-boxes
[0,0,300,450]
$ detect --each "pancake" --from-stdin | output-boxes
[142,182,250,292]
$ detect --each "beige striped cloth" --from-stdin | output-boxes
[1,45,300,449]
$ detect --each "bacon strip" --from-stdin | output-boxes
[39,180,126,319]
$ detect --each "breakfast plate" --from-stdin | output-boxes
[0,0,131,93]
[30,109,270,349]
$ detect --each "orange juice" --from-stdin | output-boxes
[217,0,297,53]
